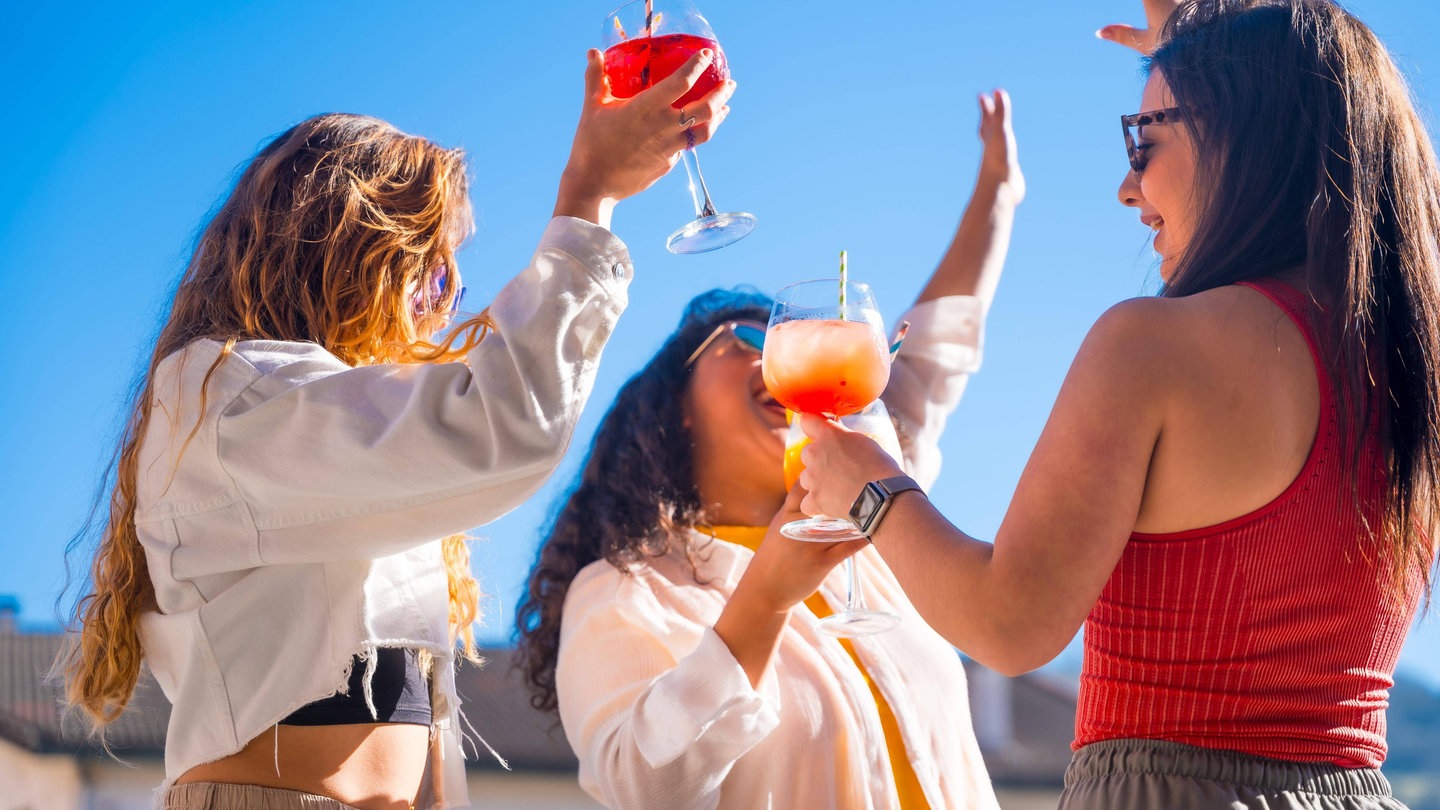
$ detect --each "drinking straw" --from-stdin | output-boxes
[645,0,654,37]
[838,250,848,321]
[889,320,911,360]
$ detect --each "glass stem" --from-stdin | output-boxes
[680,148,719,219]
[844,556,868,613]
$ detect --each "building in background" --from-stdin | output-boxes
[3,597,1437,809]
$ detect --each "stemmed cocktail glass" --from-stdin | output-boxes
[763,279,891,542]
[601,0,756,253]
[784,400,904,635]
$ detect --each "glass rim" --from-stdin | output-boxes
[603,0,707,32]
[772,279,879,316]
[605,0,700,14]
[774,277,875,294]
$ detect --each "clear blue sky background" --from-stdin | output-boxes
[2,0,1437,697]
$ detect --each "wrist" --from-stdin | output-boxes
[975,167,1022,200]
[727,574,798,619]
[554,167,618,229]
[848,475,925,538]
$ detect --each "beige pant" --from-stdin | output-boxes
[161,782,365,809]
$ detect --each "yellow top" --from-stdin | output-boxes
[705,525,930,810]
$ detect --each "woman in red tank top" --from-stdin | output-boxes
[797,1,1440,808]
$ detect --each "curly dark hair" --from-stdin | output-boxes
[515,287,773,713]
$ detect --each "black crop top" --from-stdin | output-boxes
[280,647,432,727]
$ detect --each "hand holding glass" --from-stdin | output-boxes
[762,279,891,540]
[784,400,904,636]
[600,0,756,253]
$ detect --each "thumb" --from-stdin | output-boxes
[648,48,714,107]
[782,481,808,513]
[583,48,607,102]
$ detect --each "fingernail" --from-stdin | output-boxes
[700,48,713,59]
[1095,28,1108,40]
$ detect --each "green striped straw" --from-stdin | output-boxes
[838,250,848,321]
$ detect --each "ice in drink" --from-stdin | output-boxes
[763,319,889,418]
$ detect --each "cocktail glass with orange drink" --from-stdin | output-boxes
[762,278,891,541]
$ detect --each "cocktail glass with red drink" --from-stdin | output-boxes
[762,279,891,541]
[601,0,756,253]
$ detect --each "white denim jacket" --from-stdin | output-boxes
[134,217,632,808]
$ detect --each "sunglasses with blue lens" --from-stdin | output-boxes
[414,263,466,318]
[685,321,767,368]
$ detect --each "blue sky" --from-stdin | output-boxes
[2,0,1438,696]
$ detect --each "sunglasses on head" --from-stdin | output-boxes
[685,321,766,368]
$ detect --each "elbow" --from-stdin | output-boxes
[960,623,1072,678]
[983,653,1048,679]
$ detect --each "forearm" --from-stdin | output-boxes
[713,583,790,688]
[866,493,1072,675]
[914,176,1019,310]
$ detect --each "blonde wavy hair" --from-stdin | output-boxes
[62,113,489,727]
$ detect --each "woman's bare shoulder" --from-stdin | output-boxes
[1089,286,1289,357]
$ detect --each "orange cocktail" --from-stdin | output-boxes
[761,319,890,418]
[763,277,889,542]
[782,404,904,492]
[783,434,810,491]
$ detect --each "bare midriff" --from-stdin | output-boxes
[176,722,430,810]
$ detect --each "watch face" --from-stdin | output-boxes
[850,482,886,529]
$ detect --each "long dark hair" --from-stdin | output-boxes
[1154,0,1440,595]
[515,288,773,713]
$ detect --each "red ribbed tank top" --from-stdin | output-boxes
[1074,279,1423,768]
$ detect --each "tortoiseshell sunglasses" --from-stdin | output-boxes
[1121,107,1183,174]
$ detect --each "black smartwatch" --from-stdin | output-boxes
[848,475,924,538]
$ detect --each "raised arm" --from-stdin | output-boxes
[914,89,1024,311]
[142,54,738,571]
[883,90,1023,485]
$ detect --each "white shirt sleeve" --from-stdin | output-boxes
[143,216,632,567]
[882,295,985,490]
[558,570,781,809]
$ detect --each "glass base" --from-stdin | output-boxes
[780,516,864,543]
[818,610,901,637]
[666,211,757,254]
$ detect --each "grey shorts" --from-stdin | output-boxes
[1059,738,1406,810]
[160,782,364,810]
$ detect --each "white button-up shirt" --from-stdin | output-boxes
[556,297,1004,810]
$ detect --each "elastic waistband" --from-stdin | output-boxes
[162,782,363,809]
[1066,739,1393,797]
